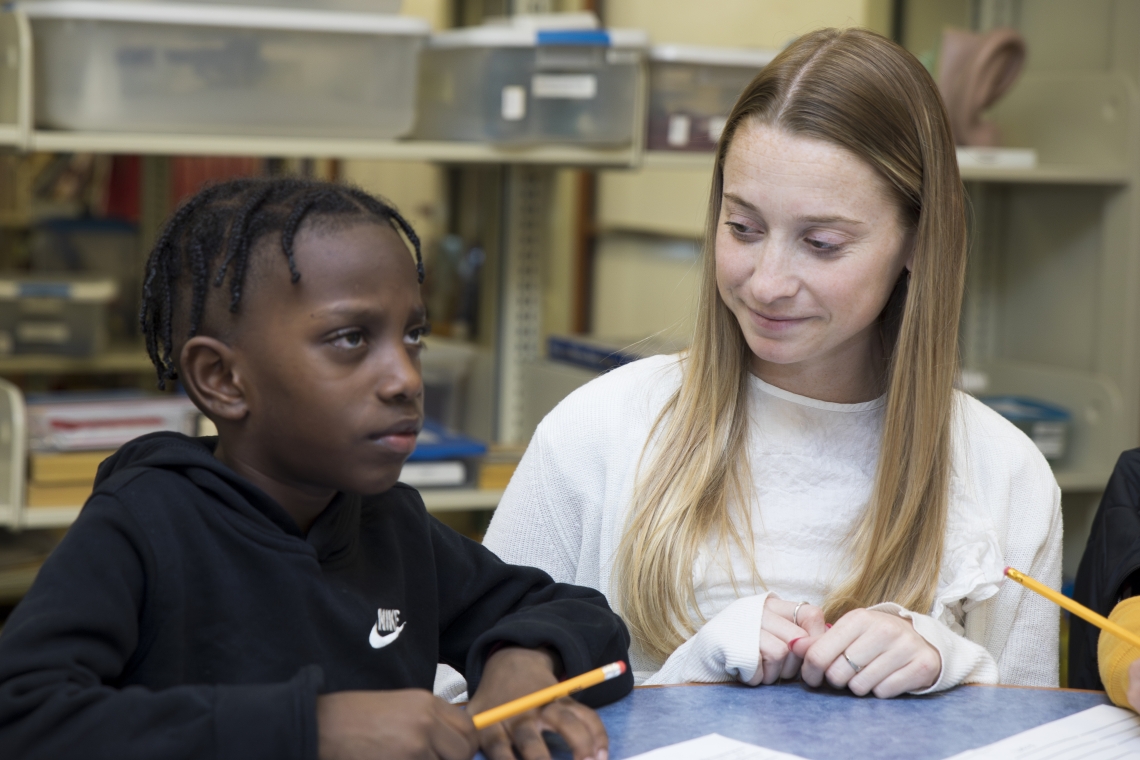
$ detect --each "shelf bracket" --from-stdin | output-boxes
[495,165,552,444]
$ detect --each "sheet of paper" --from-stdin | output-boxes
[946,704,1140,759]
[625,733,808,760]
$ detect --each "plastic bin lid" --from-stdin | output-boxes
[430,13,647,49]
[0,277,118,303]
[15,1,431,35]
[650,44,778,68]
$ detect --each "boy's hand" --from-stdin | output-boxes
[469,646,609,760]
[317,689,477,760]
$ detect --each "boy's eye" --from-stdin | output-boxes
[406,323,431,346]
[330,330,366,349]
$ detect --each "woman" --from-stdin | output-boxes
[485,28,1061,696]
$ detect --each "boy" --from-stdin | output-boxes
[0,178,632,760]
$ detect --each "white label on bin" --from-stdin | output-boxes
[667,114,692,147]
[606,49,639,65]
[17,321,70,345]
[1032,421,1067,459]
[502,86,527,121]
[707,116,728,142]
[532,74,597,100]
[399,461,466,487]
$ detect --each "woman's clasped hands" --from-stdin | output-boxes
[752,596,942,698]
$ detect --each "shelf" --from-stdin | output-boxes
[959,165,1131,185]
[1053,469,1113,492]
[17,487,502,527]
[641,151,1131,186]
[0,347,154,375]
[0,562,40,602]
[419,487,503,512]
[4,129,642,167]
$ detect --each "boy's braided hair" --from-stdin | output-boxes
[140,176,423,389]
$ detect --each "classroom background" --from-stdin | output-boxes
[0,0,1133,687]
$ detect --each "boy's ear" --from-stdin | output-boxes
[179,336,249,422]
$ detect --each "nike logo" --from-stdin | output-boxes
[369,607,405,649]
[369,621,405,649]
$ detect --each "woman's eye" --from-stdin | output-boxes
[331,330,366,349]
[725,221,760,238]
[806,237,840,252]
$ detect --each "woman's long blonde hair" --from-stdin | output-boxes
[614,28,968,662]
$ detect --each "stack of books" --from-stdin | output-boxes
[400,420,487,489]
[25,392,200,508]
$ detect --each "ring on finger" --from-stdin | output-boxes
[843,652,862,674]
[793,601,807,627]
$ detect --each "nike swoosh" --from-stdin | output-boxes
[369,621,405,649]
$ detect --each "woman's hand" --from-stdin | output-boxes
[468,646,609,760]
[1127,657,1140,712]
[791,608,941,698]
[745,596,827,686]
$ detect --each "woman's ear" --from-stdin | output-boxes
[903,228,917,273]
[179,336,248,423]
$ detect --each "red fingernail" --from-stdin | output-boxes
[788,637,803,649]
[825,623,833,629]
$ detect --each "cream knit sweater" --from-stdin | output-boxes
[451,355,1060,695]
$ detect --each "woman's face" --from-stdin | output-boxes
[715,122,914,399]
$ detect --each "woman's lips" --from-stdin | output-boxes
[750,310,810,332]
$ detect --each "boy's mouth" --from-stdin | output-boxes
[369,419,421,455]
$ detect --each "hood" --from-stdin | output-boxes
[93,431,360,564]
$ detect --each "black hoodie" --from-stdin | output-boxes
[0,432,632,760]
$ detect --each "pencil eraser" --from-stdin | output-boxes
[1003,566,1011,576]
[618,660,627,674]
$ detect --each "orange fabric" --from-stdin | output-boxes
[1098,597,1140,708]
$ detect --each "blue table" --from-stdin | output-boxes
[535,682,1112,759]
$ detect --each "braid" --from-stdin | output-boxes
[279,186,333,284]
[140,177,425,389]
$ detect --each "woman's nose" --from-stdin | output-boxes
[748,243,800,304]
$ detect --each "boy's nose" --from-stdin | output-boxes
[377,346,424,404]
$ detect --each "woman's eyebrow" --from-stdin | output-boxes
[724,193,865,227]
[800,214,866,227]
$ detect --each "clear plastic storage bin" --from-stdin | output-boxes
[420,336,477,431]
[19,1,429,138]
[0,277,118,357]
[647,45,776,151]
[415,16,647,145]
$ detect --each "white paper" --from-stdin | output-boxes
[626,733,807,760]
[945,704,1140,759]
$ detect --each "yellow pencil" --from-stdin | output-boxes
[471,660,627,730]
[1005,566,1140,650]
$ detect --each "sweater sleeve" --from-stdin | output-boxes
[0,495,321,760]
[867,462,1064,694]
[640,594,770,686]
[430,517,632,707]
[1099,597,1140,708]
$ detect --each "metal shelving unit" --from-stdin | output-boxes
[0,3,652,529]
